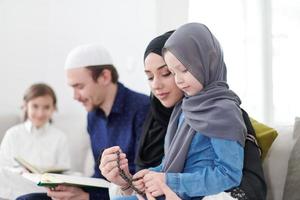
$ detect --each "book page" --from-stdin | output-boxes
[14,157,41,173]
[38,173,111,188]
[22,172,42,183]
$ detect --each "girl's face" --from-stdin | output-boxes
[26,95,55,128]
[164,51,203,96]
[144,53,183,107]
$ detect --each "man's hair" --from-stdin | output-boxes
[86,65,119,83]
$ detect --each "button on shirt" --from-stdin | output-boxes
[86,82,150,199]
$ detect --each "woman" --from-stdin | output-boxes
[100,28,266,200]
[135,31,182,171]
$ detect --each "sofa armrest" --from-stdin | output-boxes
[263,125,295,200]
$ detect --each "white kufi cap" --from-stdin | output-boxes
[65,44,113,70]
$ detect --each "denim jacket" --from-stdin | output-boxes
[151,113,244,199]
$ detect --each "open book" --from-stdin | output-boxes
[14,157,69,174]
[22,173,110,189]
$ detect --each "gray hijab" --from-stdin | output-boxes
[162,23,247,172]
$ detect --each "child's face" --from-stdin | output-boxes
[26,95,55,128]
[164,51,203,96]
[144,53,183,107]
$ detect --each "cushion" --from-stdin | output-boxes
[262,125,294,200]
[282,117,300,200]
[293,116,300,139]
[250,118,278,160]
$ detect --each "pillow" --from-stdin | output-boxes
[250,118,278,160]
[282,117,300,200]
[293,116,300,139]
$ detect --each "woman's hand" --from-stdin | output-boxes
[99,146,130,187]
[143,171,165,197]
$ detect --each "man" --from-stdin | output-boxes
[17,44,150,200]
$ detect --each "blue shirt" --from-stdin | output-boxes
[151,113,244,199]
[86,83,150,199]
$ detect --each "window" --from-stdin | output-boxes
[189,0,300,125]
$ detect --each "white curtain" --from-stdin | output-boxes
[188,0,300,125]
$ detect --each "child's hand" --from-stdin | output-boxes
[137,192,156,200]
[143,171,165,197]
[137,192,171,200]
[132,169,150,193]
[158,180,181,200]
[99,146,130,187]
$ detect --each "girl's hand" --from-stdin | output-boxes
[145,192,158,200]
[99,146,130,187]
[158,180,181,200]
[143,172,165,197]
[137,192,156,200]
[132,169,150,193]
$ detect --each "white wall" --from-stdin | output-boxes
[155,0,189,34]
[0,0,189,119]
[0,0,189,173]
[0,0,189,118]
[0,0,176,118]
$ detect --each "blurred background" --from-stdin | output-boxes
[0,0,299,126]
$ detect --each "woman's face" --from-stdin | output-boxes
[144,53,183,107]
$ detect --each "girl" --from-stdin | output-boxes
[0,83,70,198]
[101,26,265,200]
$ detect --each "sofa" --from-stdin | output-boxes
[263,124,296,200]
[0,113,298,200]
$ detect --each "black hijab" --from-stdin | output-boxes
[135,31,174,169]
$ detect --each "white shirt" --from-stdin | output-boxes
[0,121,71,198]
[0,120,71,170]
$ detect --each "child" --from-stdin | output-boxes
[0,83,70,198]
[160,22,247,198]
